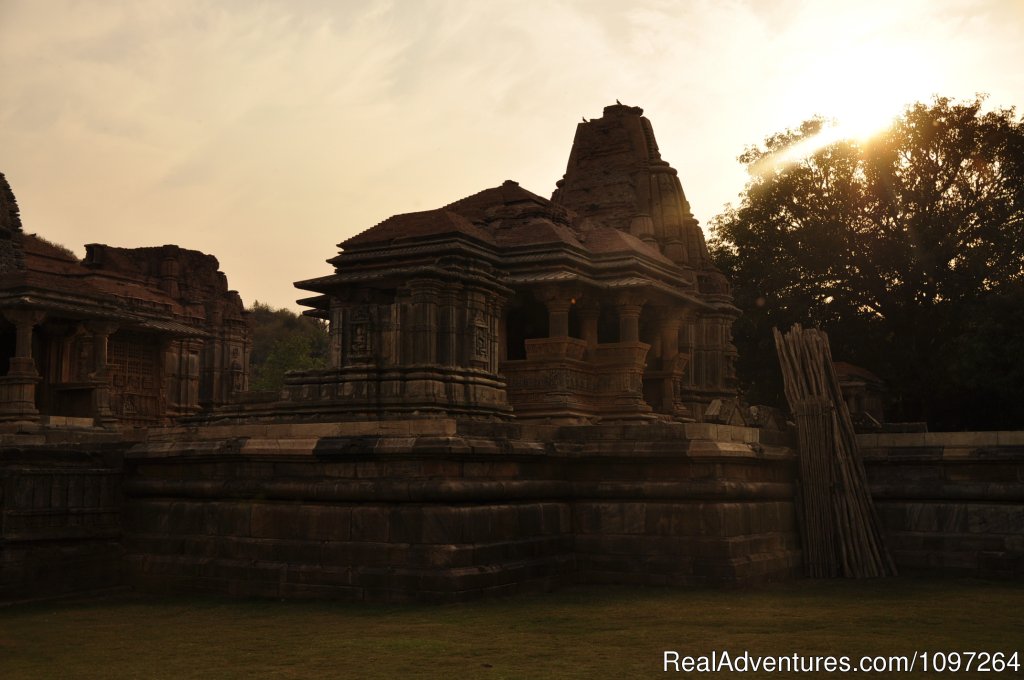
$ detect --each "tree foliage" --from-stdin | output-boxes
[710,96,1024,429]
[248,301,329,391]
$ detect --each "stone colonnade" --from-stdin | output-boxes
[501,286,693,422]
[0,310,122,427]
[0,310,236,428]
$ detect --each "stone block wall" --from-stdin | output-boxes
[861,432,1024,579]
[14,424,1024,603]
[0,444,125,601]
[127,497,573,602]
[121,420,801,601]
[573,501,799,586]
[561,423,800,586]
[124,423,575,602]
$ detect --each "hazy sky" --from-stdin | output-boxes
[2,0,1022,311]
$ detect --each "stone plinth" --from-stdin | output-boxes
[0,369,40,426]
[121,419,800,601]
[0,443,126,601]
[861,432,1024,579]
[590,342,654,420]
[272,365,511,420]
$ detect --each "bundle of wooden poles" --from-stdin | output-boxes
[773,324,897,578]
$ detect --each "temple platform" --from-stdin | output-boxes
[118,419,800,601]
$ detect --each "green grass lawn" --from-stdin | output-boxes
[1,578,1021,679]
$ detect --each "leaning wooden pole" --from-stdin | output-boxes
[773,324,896,578]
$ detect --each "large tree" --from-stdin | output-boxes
[710,96,1024,429]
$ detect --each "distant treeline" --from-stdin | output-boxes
[247,301,328,391]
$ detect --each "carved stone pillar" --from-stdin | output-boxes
[5,309,45,376]
[660,315,682,366]
[615,295,644,343]
[581,293,653,421]
[538,287,576,339]
[658,313,690,418]
[525,288,586,363]
[0,309,45,426]
[547,299,572,339]
[578,302,599,348]
[88,323,114,377]
[86,321,119,427]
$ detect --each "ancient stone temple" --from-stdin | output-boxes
[0,172,248,430]
[288,104,738,424]
[114,104,802,601]
[6,105,1020,604]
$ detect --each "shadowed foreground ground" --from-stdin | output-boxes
[1,578,1021,679]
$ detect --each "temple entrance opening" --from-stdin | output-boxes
[503,290,549,361]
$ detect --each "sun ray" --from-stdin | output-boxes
[750,115,897,177]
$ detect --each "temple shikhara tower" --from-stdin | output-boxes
[291,104,738,423]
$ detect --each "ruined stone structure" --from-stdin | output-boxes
[0,172,251,600]
[285,104,738,424]
[0,172,249,430]
[834,362,887,428]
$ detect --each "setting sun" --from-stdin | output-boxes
[807,42,938,137]
[760,25,946,173]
